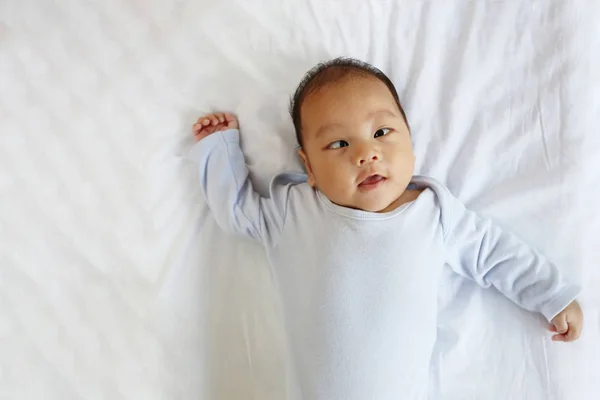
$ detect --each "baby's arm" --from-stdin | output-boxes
[440,188,583,342]
[188,113,289,246]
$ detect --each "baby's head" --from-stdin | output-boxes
[290,58,415,213]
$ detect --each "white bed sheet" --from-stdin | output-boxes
[1,0,599,399]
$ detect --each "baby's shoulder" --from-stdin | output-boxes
[268,171,314,204]
[270,171,308,188]
[410,176,457,206]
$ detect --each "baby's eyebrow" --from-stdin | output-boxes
[367,108,399,119]
[315,122,344,139]
[315,109,398,138]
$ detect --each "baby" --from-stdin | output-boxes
[190,58,583,399]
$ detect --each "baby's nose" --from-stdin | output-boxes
[355,146,379,166]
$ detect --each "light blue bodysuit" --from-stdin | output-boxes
[189,129,580,400]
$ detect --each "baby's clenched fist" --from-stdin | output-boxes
[549,300,583,342]
[193,112,239,142]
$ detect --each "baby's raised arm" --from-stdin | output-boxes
[189,113,291,247]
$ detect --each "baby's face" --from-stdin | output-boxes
[298,76,415,213]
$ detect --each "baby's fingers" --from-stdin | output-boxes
[208,114,219,125]
[565,321,582,341]
[193,118,210,134]
[549,323,566,341]
[192,120,206,133]
[551,333,567,342]
[214,112,225,123]
[550,322,582,342]
[224,112,239,129]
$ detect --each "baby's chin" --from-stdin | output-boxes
[325,186,402,213]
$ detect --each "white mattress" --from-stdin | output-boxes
[2,0,600,399]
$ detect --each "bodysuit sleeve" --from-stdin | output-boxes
[437,186,581,322]
[187,129,294,247]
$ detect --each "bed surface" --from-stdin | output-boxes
[1,0,599,398]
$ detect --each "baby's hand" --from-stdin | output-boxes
[193,112,239,142]
[549,300,583,342]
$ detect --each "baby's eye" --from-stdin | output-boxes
[327,140,349,149]
[374,128,391,138]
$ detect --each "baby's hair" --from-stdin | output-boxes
[289,57,409,147]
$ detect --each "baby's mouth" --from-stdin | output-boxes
[359,174,385,187]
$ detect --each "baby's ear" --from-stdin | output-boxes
[298,149,316,187]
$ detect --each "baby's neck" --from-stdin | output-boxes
[377,189,424,213]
